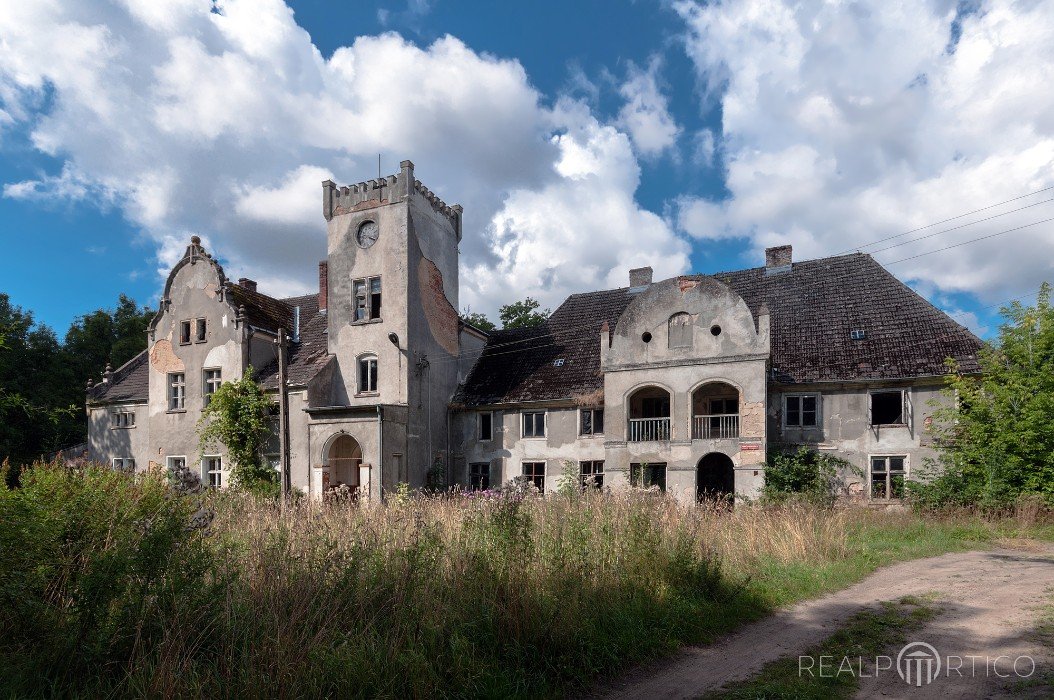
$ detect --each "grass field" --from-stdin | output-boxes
[1,463,1050,698]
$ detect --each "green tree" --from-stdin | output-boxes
[499,297,550,329]
[63,294,153,389]
[763,447,854,506]
[909,283,1054,509]
[196,368,278,497]
[459,309,496,331]
[0,295,77,464]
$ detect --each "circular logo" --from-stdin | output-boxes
[897,641,941,686]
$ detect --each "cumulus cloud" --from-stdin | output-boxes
[0,0,687,312]
[674,0,1054,306]
[616,59,681,159]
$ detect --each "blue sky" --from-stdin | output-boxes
[2,0,1053,339]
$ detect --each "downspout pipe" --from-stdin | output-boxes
[376,404,383,502]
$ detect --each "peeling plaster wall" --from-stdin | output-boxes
[141,256,246,481]
[769,381,949,500]
[87,403,150,466]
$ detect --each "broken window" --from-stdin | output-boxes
[581,460,604,489]
[478,412,493,441]
[202,456,223,488]
[179,320,191,345]
[168,372,185,411]
[195,318,207,343]
[785,394,818,427]
[870,390,904,426]
[668,312,693,348]
[203,368,222,406]
[522,411,545,438]
[523,461,546,492]
[358,356,378,393]
[111,411,135,428]
[630,462,667,491]
[353,276,382,321]
[112,457,135,471]
[580,408,604,435]
[870,456,906,500]
[469,462,490,490]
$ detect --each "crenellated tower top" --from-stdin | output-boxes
[322,160,462,238]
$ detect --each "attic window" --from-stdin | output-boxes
[851,329,867,340]
[553,358,565,367]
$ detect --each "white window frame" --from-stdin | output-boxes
[112,457,135,471]
[478,411,494,441]
[521,410,546,439]
[522,461,546,492]
[166,455,187,473]
[868,454,909,501]
[201,455,224,488]
[110,411,135,429]
[357,355,378,394]
[579,407,604,436]
[868,389,909,427]
[580,459,604,489]
[168,372,186,411]
[203,368,222,406]
[783,393,820,428]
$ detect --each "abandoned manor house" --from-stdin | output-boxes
[85,160,983,503]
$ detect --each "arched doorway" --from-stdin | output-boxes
[327,434,362,489]
[697,452,735,501]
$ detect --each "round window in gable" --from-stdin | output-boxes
[710,324,722,336]
[641,331,652,343]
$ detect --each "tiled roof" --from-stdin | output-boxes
[87,349,149,404]
[256,293,333,389]
[454,253,983,406]
[227,284,295,334]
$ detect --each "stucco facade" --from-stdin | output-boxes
[87,161,981,504]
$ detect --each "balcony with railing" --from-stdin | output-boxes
[627,386,672,442]
[692,382,740,441]
[692,413,739,439]
[629,417,671,442]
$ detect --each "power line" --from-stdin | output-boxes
[835,184,1054,256]
[864,198,1053,256]
[883,216,1054,265]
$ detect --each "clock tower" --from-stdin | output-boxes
[319,160,465,492]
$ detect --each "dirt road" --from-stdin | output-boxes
[602,543,1054,699]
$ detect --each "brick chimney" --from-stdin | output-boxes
[238,278,257,292]
[765,245,792,274]
[318,261,328,313]
[629,266,653,287]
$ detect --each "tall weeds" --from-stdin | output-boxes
[1,464,1045,698]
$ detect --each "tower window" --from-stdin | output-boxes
[358,356,378,393]
[353,276,382,322]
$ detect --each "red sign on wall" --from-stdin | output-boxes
[740,443,762,451]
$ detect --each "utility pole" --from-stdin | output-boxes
[276,328,291,505]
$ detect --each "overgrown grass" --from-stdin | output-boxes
[709,596,940,699]
[1,463,1050,698]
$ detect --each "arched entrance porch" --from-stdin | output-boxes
[697,452,735,501]
[326,434,362,491]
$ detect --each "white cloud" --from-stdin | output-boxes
[691,128,715,167]
[675,0,1054,304]
[0,0,688,315]
[616,59,681,158]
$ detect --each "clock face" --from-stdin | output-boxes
[356,220,379,248]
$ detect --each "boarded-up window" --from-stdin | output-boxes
[668,312,692,348]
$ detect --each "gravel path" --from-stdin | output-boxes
[600,542,1054,699]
